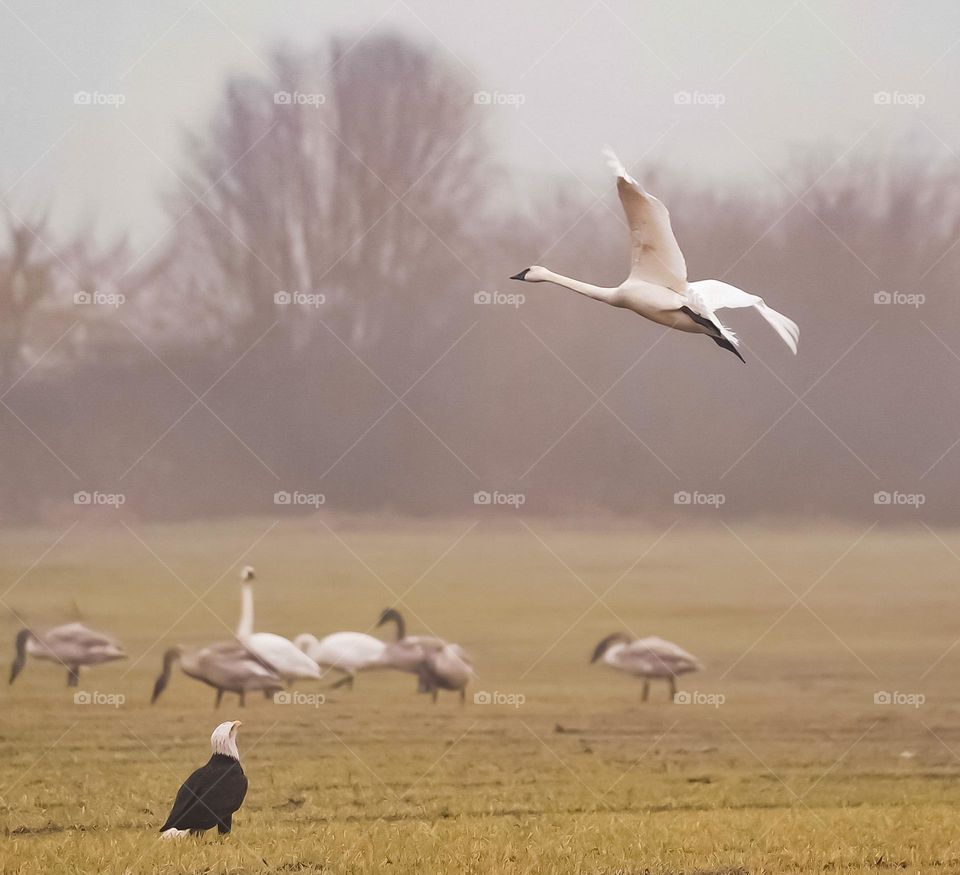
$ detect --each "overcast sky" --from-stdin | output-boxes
[3,0,959,245]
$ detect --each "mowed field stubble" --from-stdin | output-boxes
[3,518,960,874]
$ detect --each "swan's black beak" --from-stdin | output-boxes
[510,269,529,282]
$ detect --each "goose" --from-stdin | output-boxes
[151,641,284,708]
[591,632,702,702]
[159,720,247,838]
[416,641,475,704]
[236,566,321,684]
[9,623,126,687]
[293,631,387,689]
[510,149,799,362]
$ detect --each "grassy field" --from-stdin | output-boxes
[2,517,960,873]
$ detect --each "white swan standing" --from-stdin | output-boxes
[151,641,284,708]
[10,623,126,686]
[510,149,799,362]
[235,567,321,685]
[591,632,702,702]
[293,632,387,689]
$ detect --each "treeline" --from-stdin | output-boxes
[2,34,959,524]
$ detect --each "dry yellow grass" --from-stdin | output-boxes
[2,518,959,873]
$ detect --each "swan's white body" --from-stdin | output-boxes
[512,149,799,362]
[235,569,321,683]
[10,622,126,685]
[592,632,701,702]
[294,631,387,683]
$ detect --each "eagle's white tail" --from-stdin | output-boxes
[160,828,190,839]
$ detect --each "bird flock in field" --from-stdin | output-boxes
[8,565,701,707]
[5,150,797,837]
[7,561,704,838]
[7,563,703,837]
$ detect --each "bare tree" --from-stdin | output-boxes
[165,33,493,355]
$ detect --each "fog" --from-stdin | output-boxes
[2,3,959,524]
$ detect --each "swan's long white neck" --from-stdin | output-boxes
[538,269,617,303]
[237,583,254,639]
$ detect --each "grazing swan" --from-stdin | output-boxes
[151,641,284,708]
[236,566,321,684]
[591,632,701,702]
[10,623,126,686]
[160,720,247,838]
[375,608,473,701]
[510,149,799,362]
[376,607,443,649]
[416,641,475,704]
[374,607,444,674]
[293,632,387,689]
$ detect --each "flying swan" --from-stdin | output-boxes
[510,149,799,362]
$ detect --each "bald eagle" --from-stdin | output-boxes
[159,721,247,837]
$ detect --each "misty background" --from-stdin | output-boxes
[2,1,959,525]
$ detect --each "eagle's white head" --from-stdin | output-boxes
[210,720,242,760]
[240,565,256,582]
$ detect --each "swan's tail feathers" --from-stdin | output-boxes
[601,146,638,185]
[756,302,799,354]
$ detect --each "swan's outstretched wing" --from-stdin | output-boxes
[688,279,799,353]
[604,148,687,292]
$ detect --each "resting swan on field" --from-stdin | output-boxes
[294,631,387,689]
[510,149,799,362]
